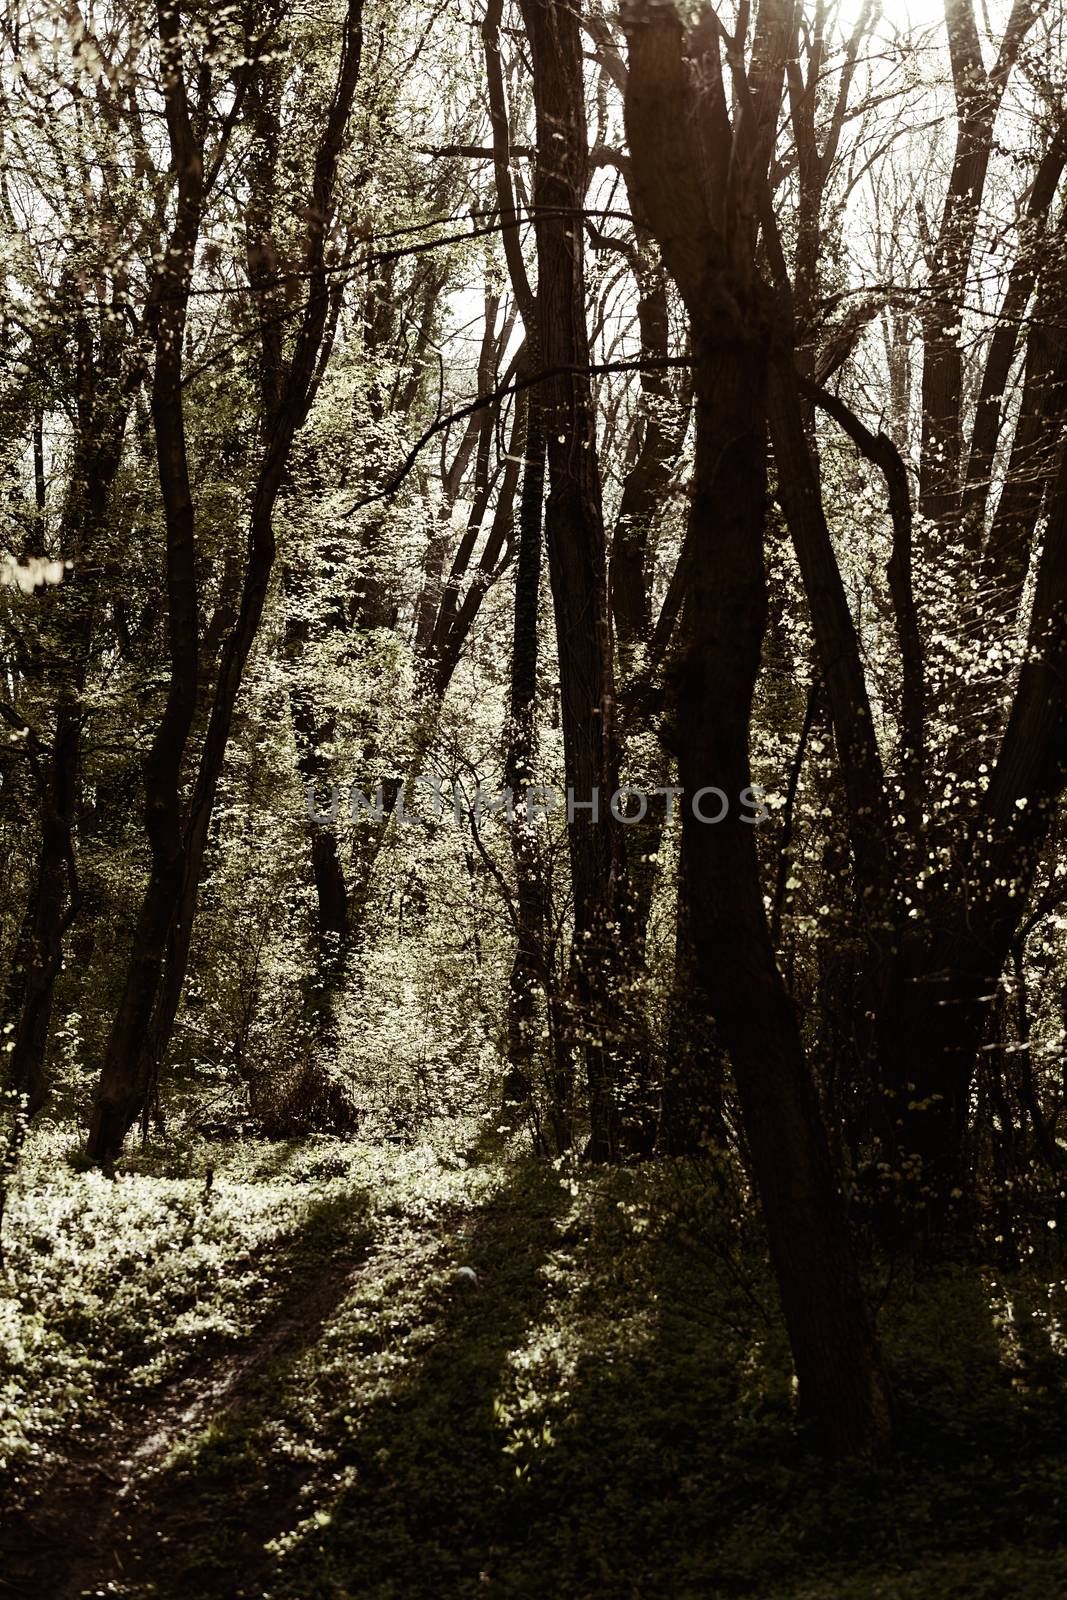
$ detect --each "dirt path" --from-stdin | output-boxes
[0,1196,461,1600]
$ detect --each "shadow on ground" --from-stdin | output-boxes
[0,1187,374,1600]
[7,1146,1067,1600]
[100,1150,566,1599]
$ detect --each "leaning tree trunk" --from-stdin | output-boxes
[87,7,207,1162]
[684,318,892,1459]
[88,0,364,1162]
[621,0,892,1459]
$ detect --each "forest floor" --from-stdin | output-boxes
[1,1115,1066,1599]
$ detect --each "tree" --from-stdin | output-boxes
[620,0,892,1460]
[517,0,636,1161]
[88,0,365,1161]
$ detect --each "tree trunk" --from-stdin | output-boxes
[7,707,81,1114]
[87,1,207,1160]
[6,349,130,1114]
[621,0,892,1458]
[503,390,552,1109]
[684,322,892,1458]
[520,0,631,1160]
[88,0,364,1162]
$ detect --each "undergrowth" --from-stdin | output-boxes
[1,1119,1066,1598]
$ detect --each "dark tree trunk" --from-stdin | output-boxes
[88,0,364,1162]
[918,0,1035,533]
[621,0,892,1459]
[282,568,350,974]
[247,53,350,1007]
[684,322,892,1459]
[6,343,130,1114]
[87,1,207,1161]
[520,0,634,1161]
[503,392,552,1114]
[658,828,728,1157]
[881,399,1067,1201]
[8,707,81,1114]
[483,0,562,1131]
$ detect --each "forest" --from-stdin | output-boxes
[1,0,1067,1593]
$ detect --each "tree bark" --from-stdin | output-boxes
[621,0,893,1459]
[519,0,631,1160]
[88,0,364,1161]
[88,0,207,1160]
[5,316,130,1114]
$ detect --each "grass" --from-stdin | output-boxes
[1,1117,1066,1597]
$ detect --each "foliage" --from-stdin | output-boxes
[3,0,1067,1587]
[4,1127,1067,1596]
